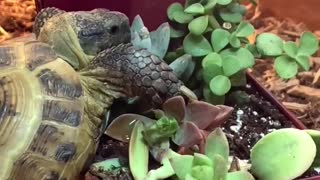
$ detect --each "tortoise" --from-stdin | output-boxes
[0,7,185,180]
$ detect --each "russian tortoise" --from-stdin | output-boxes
[0,7,184,180]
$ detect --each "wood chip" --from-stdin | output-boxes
[282,101,310,113]
[287,85,320,99]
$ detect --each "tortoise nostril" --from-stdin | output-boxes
[109,25,119,34]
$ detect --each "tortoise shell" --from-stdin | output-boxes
[0,39,96,180]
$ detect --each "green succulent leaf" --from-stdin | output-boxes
[142,116,178,146]
[251,128,316,180]
[191,165,214,180]
[235,22,255,37]
[193,153,213,167]
[129,120,149,180]
[203,87,226,105]
[222,55,241,76]
[227,2,247,15]
[229,33,241,48]
[305,130,320,168]
[91,158,122,172]
[169,155,194,179]
[283,41,298,58]
[256,33,284,56]
[208,15,221,29]
[274,55,298,79]
[204,0,218,11]
[226,171,255,180]
[220,48,254,69]
[149,22,170,59]
[220,9,242,23]
[184,3,205,14]
[209,75,231,96]
[173,11,194,24]
[295,55,311,71]
[202,52,223,67]
[213,154,228,180]
[170,26,186,38]
[217,0,232,5]
[188,15,209,35]
[167,3,184,21]
[205,128,229,162]
[185,0,201,8]
[211,29,230,52]
[203,63,223,84]
[131,16,152,50]
[298,31,319,56]
[245,44,261,58]
[169,54,195,82]
[183,33,213,57]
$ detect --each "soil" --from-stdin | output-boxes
[222,84,293,160]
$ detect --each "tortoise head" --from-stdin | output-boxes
[34,7,131,69]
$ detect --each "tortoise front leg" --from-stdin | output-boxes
[81,43,187,107]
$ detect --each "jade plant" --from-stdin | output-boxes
[165,0,256,104]
[250,128,319,180]
[255,32,319,79]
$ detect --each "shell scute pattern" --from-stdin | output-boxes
[0,41,93,180]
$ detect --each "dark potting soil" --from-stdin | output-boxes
[223,84,293,160]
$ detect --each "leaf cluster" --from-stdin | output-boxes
[255,32,319,79]
[165,0,256,104]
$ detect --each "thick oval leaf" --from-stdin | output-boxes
[204,0,218,11]
[205,128,229,162]
[167,3,184,20]
[184,3,205,14]
[211,29,230,52]
[170,26,186,38]
[274,56,298,79]
[203,63,223,84]
[213,155,228,180]
[217,0,232,5]
[169,155,194,179]
[209,75,231,96]
[173,11,194,24]
[208,15,221,29]
[188,15,209,36]
[235,22,255,37]
[150,22,170,59]
[202,52,223,67]
[229,33,241,48]
[221,48,255,69]
[105,114,155,142]
[251,128,316,180]
[222,55,241,76]
[193,153,213,166]
[296,55,311,71]
[298,32,319,56]
[305,130,320,168]
[283,41,298,58]
[256,33,283,56]
[129,120,149,180]
[191,165,214,180]
[228,2,247,15]
[220,10,242,23]
[169,54,195,82]
[183,33,213,57]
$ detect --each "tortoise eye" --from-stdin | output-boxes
[108,25,119,35]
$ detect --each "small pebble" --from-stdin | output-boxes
[260,133,265,137]
[253,111,258,116]
[260,117,267,122]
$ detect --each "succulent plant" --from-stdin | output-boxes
[255,32,319,79]
[164,0,257,105]
[250,128,317,180]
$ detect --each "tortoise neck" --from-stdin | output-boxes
[78,68,126,121]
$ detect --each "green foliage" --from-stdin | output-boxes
[256,32,319,79]
[250,128,317,180]
[165,0,255,105]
